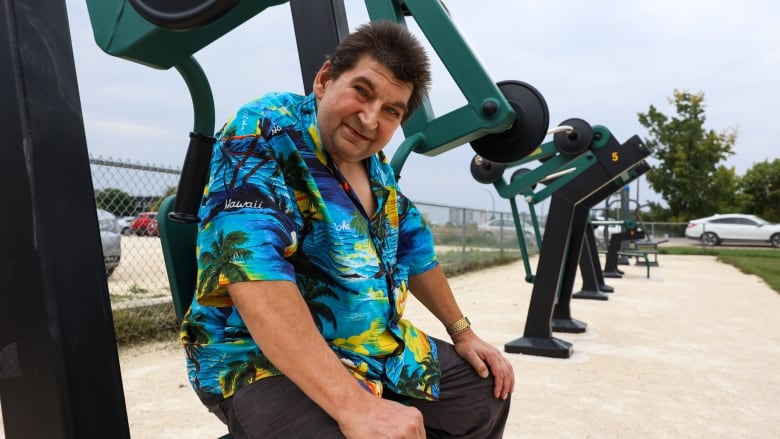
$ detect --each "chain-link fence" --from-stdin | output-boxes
[90,156,691,344]
[90,157,181,343]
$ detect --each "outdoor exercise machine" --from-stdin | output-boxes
[91,0,559,358]
[471,120,651,357]
[469,118,644,288]
[1,0,555,437]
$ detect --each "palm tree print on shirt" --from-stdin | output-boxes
[198,230,253,296]
[221,349,281,397]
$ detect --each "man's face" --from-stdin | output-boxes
[313,55,413,167]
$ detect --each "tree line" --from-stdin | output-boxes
[638,90,779,223]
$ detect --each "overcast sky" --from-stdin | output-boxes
[65,0,779,214]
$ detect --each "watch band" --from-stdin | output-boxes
[446,316,471,336]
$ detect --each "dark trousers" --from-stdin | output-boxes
[214,338,511,438]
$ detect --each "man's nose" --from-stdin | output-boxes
[359,102,381,130]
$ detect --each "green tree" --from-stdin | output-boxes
[738,159,780,222]
[95,188,135,216]
[638,90,738,221]
[145,185,177,212]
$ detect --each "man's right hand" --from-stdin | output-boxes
[338,397,426,439]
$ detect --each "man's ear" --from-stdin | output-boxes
[313,61,333,99]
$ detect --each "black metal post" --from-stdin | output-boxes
[550,203,591,333]
[603,229,646,277]
[572,225,612,300]
[504,192,576,358]
[0,0,130,437]
[289,0,348,94]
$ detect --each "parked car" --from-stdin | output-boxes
[685,213,780,247]
[130,212,159,236]
[97,209,122,277]
[590,217,627,244]
[477,217,545,244]
[117,216,134,235]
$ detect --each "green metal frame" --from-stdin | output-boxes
[86,0,287,70]
[157,195,198,322]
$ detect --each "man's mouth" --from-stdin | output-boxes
[347,124,372,142]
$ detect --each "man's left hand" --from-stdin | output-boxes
[452,329,515,400]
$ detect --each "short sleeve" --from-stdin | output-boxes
[396,193,438,276]
[194,102,302,307]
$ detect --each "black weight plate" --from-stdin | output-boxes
[553,118,593,156]
[129,0,240,30]
[510,167,537,190]
[470,80,550,163]
[470,155,506,184]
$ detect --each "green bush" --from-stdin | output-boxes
[113,302,179,346]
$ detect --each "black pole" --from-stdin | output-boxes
[551,203,594,331]
[0,1,130,437]
[572,225,612,300]
[289,0,349,94]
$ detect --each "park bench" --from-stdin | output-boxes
[600,238,667,278]
[628,239,667,267]
[599,247,650,278]
[600,227,668,278]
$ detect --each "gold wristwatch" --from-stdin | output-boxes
[446,316,471,336]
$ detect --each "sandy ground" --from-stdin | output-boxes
[3,250,780,438]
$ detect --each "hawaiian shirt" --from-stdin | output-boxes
[180,92,441,407]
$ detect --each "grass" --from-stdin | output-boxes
[437,249,522,277]
[113,302,179,346]
[660,246,780,294]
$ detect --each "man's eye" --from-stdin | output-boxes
[355,86,368,96]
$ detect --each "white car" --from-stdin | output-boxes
[117,216,134,235]
[476,217,545,244]
[685,213,780,248]
[590,217,626,244]
[97,209,122,276]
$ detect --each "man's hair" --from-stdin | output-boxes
[326,20,431,121]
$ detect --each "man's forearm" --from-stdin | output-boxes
[408,265,466,329]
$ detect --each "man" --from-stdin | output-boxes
[181,20,514,438]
